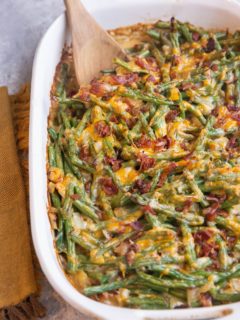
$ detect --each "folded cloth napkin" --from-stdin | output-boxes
[0,87,45,320]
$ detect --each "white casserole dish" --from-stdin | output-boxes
[30,0,240,319]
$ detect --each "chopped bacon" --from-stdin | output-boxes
[109,73,138,86]
[147,75,158,84]
[165,109,180,123]
[94,121,111,137]
[135,134,153,148]
[100,177,118,195]
[211,106,219,117]
[135,57,159,72]
[192,32,200,42]
[200,293,213,307]
[130,221,144,231]
[138,154,156,171]
[126,104,140,117]
[79,145,91,162]
[104,156,122,172]
[204,193,228,221]
[154,136,171,151]
[206,193,226,203]
[231,112,240,122]
[158,163,177,187]
[227,105,239,112]
[90,79,112,97]
[180,141,189,151]
[143,205,156,215]
[211,64,218,72]
[182,200,193,213]
[125,117,138,129]
[204,37,215,53]
[180,82,191,91]
[194,229,213,243]
[77,88,90,102]
[203,202,220,221]
[176,200,192,213]
[194,230,219,259]
[172,55,181,66]
[70,194,81,200]
[227,235,237,248]
[133,179,151,194]
[109,114,119,123]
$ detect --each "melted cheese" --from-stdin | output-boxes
[115,167,138,185]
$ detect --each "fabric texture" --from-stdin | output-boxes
[0,86,45,319]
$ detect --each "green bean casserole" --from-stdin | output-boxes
[47,18,240,309]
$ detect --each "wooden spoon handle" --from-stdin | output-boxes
[64,0,126,85]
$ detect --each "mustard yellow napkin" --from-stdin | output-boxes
[0,87,45,320]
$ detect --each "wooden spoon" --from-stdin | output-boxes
[64,0,127,85]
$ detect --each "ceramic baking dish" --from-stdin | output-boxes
[30,0,240,319]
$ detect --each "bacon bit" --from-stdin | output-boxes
[203,202,220,221]
[130,221,144,231]
[126,105,140,117]
[94,120,111,137]
[170,71,177,80]
[202,60,212,69]
[176,200,192,213]
[133,179,151,194]
[200,293,213,307]
[138,154,156,171]
[192,32,200,42]
[194,229,213,243]
[99,177,118,195]
[109,73,138,86]
[183,200,193,213]
[227,235,237,248]
[135,57,159,72]
[104,156,122,172]
[135,134,153,148]
[204,37,215,53]
[194,230,219,259]
[231,113,240,122]
[227,105,239,112]
[154,136,171,151]
[180,82,193,91]
[180,141,189,151]
[77,88,90,102]
[70,194,81,200]
[158,163,177,187]
[206,193,226,203]
[69,89,78,96]
[125,117,138,129]
[211,106,220,117]
[110,114,119,123]
[147,75,158,84]
[143,205,156,215]
[211,64,218,72]
[227,136,239,153]
[90,79,111,97]
[79,145,91,162]
[165,109,180,123]
[172,55,181,66]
